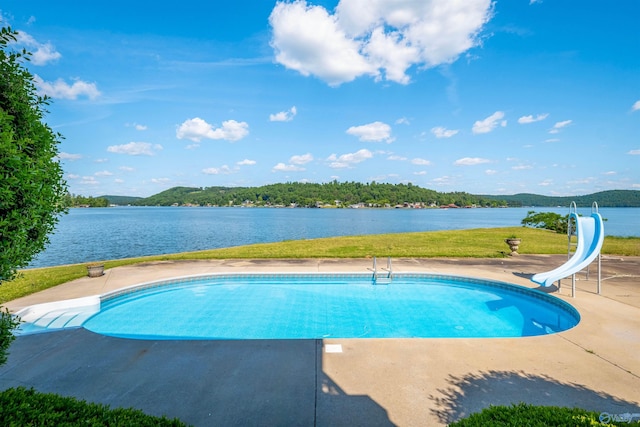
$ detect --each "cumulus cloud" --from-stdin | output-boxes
[327,148,373,168]
[431,126,459,138]
[269,0,493,86]
[15,32,61,65]
[203,165,234,175]
[549,120,572,134]
[34,75,100,100]
[107,142,162,156]
[346,121,393,142]
[176,118,249,142]
[411,158,432,166]
[237,159,256,166]
[95,170,113,177]
[472,111,506,134]
[290,153,314,165]
[272,162,305,172]
[80,176,99,185]
[512,164,533,170]
[57,152,82,161]
[395,117,410,125]
[270,106,298,122]
[631,100,640,112]
[518,113,548,124]
[485,169,497,175]
[454,157,490,166]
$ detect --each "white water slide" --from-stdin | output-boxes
[531,203,604,287]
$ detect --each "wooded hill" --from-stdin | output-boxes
[479,190,640,208]
[131,182,508,208]
[116,182,640,208]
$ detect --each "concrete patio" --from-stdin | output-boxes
[1,255,639,426]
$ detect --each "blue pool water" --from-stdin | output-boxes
[81,274,580,339]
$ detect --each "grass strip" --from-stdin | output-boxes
[1,227,638,304]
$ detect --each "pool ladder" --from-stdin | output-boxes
[372,256,392,285]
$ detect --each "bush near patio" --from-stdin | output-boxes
[449,402,630,426]
[0,387,188,426]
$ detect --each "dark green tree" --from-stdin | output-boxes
[521,211,569,234]
[0,27,67,283]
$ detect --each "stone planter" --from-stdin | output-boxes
[505,238,521,256]
[87,264,104,277]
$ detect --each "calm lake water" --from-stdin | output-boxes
[28,206,639,268]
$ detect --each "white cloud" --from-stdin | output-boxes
[327,148,373,168]
[57,152,82,161]
[411,158,432,166]
[34,75,100,100]
[80,176,99,185]
[135,124,148,131]
[290,153,314,165]
[237,159,256,166]
[94,158,109,163]
[387,154,407,161]
[628,149,640,155]
[454,157,490,166]
[119,166,135,172]
[176,118,249,142]
[272,162,305,172]
[472,111,506,134]
[512,164,533,170]
[269,0,493,86]
[346,121,393,142]
[395,117,410,125]
[518,113,548,124]
[538,179,553,186]
[431,126,459,138]
[549,119,572,134]
[631,100,640,112]
[66,173,80,179]
[203,165,234,175]
[270,106,298,122]
[107,142,162,156]
[485,169,497,175]
[95,170,113,177]
[151,178,171,184]
[15,32,61,65]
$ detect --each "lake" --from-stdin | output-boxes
[27,206,639,268]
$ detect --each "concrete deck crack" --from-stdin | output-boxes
[559,335,640,380]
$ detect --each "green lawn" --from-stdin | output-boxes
[1,227,638,304]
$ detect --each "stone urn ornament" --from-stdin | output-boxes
[505,237,521,256]
[86,263,105,277]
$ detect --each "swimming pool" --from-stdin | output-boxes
[71,273,579,339]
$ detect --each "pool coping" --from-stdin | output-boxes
[2,255,639,426]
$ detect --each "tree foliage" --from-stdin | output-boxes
[481,190,640,207]
[135,181,508,208]
[0,27,67,282]
[63,193,109,208]
[521,210,569,234]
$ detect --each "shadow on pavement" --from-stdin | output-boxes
[0,329,393,426]
[429,369,640,425]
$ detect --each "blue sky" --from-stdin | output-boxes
[2,0,639,197]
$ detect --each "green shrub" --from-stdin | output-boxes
[0,387,188,426]
[0,307,20,366]
[449,403,631,426]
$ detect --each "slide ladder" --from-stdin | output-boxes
[372,256,392,285]
[531,202,604,297]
